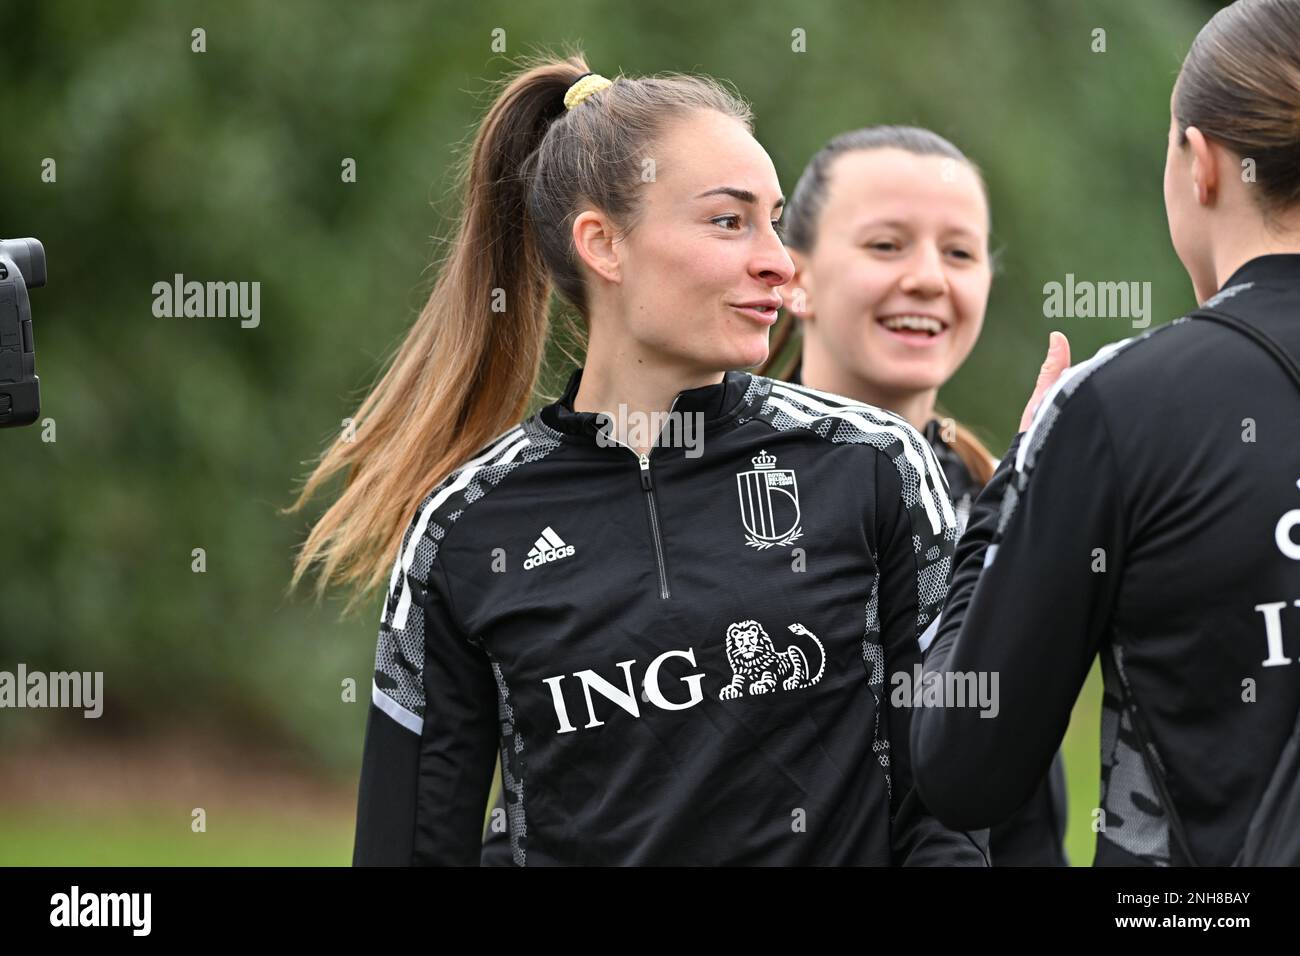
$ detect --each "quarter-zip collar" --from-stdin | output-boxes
[539,365,762,449]
[1218,252,1300,291]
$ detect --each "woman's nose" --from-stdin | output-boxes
[752,230,795,286]
[900,245,948,296]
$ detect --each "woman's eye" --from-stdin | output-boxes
[711,214,742,230]
[868,241,899,252]
[947,248,975,260]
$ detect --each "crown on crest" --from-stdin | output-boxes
[752,450,776,470]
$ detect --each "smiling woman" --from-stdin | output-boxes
[288,52,987,867]
[758,125,1071,866]
[761,127,994,442]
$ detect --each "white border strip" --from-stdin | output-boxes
[389,427,528,629]
[918,614,942,654]
[768,385,954,534]
[372,681,423,735]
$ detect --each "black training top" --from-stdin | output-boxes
[352,367,987,865]
[477,366,1068,867]
[913,254,1300,866]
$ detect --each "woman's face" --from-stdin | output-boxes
[609,109,795,373]
[795,148,992,395]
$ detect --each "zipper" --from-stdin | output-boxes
[601,402,677,600]
[638,453,670,599]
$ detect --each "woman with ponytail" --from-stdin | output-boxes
[288,54,985,865]
[756,126,1069,865]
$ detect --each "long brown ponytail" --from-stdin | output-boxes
[284,52,752,614]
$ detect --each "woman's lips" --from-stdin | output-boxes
[875,314,949,347]
[731,304,780,326]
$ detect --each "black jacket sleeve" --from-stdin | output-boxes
[353,544,499,866]
[912,381,1124,830]
[873,445,990,866]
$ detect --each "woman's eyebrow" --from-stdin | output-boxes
[852,218,981,237]
[855,217,909,232]
[695,186,786,210]
[932,224,985,242]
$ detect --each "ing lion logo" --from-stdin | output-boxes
[719,620,826,700]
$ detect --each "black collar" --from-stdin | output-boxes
[1219,253,1300,291]
[539,366,763,445]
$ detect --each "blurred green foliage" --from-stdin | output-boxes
[1,0,1220,864]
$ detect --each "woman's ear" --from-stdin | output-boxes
[1184,126,1220,207]
[786,248,815,320]
[572,210,622,284]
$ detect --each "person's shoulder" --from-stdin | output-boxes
[399,417,560,560]
[746,374,927,447]
[744,374,944,489]
[415,416,562,532]
[381,417,559,628]
[1025,319,1189,426]
[1027,306,1252,458]
[1014,320,1202,493]
[748,374,955,533]
[1068,289,1290,397]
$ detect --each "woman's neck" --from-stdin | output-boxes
[1202,205,1300,302]
[574,334,724,456]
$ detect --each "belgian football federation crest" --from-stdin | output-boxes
[736,450,803,549]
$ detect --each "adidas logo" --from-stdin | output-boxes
[524,526,576,570]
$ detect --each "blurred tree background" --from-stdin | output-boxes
[0,0,1223,864]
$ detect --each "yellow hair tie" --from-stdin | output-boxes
[564,73,613,110]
